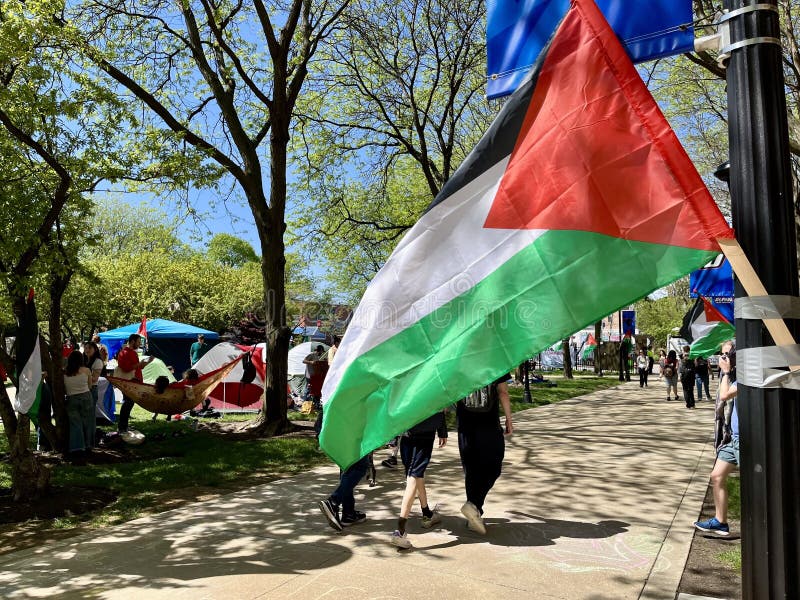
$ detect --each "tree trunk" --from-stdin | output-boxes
[249,116,292,436]
[9,413,50,501]
[561,338,573,379]
[45,272,71,453]
[1,296,51,500]
[594,320,603,375]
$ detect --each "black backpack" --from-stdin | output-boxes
[240,352,257,384]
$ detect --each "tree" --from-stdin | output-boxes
[295,0,493,293]
[634,296,692,350]
[0,0,130,499]
[207,233,260,267]
[67,0,351,434]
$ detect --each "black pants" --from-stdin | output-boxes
[681,380,695,408]
[458,427,504,514]
[638,367,648,387]
[118,396,134,431]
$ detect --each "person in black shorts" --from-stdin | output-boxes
[457,374,513,535]
[389,410,447,549]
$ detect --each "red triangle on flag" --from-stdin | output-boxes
[483,0,731,252]
[137,316,148,338]
[701,296,731,324]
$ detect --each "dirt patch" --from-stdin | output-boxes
[679,484,742,599]
[200,419,317,439]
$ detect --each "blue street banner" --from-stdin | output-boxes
[487,0,695,99]
[690,253,734,299]
[622,310,636,336]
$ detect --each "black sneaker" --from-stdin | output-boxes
[318,499,342,531]
[381,456,397,469]
[341,510,367,527]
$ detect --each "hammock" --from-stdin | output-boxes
[107,355,244,414]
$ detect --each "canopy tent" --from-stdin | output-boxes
[99,318,218,376]
[291,326,328,342]
[192,342,267,410]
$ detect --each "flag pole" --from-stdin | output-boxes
[721,0,800,596]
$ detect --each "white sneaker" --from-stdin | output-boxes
[390,530,412,549]
[461,501,486,534]
[421,509,442,529]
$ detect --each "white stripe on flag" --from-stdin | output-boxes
[323,157,546,403]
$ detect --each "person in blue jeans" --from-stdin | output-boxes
[318,455,369,531]
[694,341,738,536]
[694,356,712,401]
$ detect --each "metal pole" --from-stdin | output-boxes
[722,1,800,596]
[523,358,532,403]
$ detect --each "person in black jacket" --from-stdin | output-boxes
[389,410,448,549]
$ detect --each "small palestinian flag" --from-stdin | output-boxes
[680,296,735,358]
[319,0,733,468]
[14,289,42,419]
[582,334,598,360]
[137,315,148,339]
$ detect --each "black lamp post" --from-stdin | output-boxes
[522,358,532,403]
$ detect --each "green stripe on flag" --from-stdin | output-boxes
[320,230,718,467]
[689,322,735,358]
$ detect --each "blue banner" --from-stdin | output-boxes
[487,0,695,99]
[690,253,734,299]
[621,310,636,336]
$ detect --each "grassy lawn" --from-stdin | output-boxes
[1,373,620,533]
[719,475,742,570]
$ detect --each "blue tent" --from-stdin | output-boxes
[99,318,219,376]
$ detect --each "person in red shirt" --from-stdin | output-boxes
[114,334,154,431]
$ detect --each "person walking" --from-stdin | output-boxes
[457,374,513,535]
[189,334,210,366]
[636,349,649,388]
[318,456,370,531]
[660,350,680,402]
[694,356,712,401]
[679,347,696,409]
[390,410,447,549]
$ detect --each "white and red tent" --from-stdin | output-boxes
[193,342,267,410]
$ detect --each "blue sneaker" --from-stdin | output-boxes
[694,517,730,536]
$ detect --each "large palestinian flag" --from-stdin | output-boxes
[14,289,42,419]
[680,296,735,358]
[320,0,734,468]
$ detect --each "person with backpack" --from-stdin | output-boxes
[679,346,696,408]
[390,410,448,549]
[660,349,680,402]
[636,348,649,388]
[694,356,712,401]
[457,374,513,535]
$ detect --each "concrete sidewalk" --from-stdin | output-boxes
[0,381,717,599]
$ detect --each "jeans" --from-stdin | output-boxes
[84,389,97,448]
[696,373,711,400]
[118,395,134,431]
[458,426,504,513]
[638,367,648,387]
[66,392,92,452]
[329,455,369,517]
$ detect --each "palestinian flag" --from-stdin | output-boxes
[680,296,735,358]
[137,315,148,339]
[320,0,733,468]
[14,289,42,419]
[581,334,598,360]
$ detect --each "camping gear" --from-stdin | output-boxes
[107,355,242,414]
[98,318,219,376]
[192,342,267,409]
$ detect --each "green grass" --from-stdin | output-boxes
[718,474,742,570]
[2,374,619,532]
[1,404,327,529]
